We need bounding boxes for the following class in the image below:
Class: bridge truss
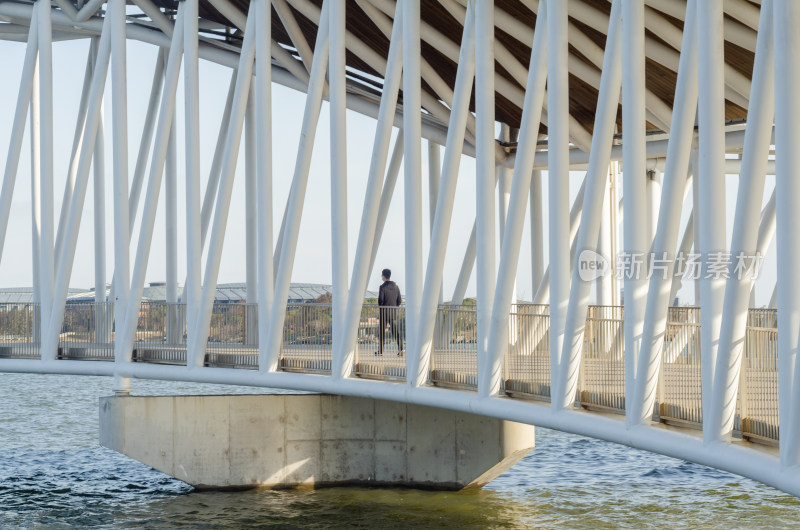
[1,0,800,496]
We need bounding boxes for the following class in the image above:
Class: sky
[0,35,778,307]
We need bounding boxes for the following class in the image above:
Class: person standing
[378,268,403,355]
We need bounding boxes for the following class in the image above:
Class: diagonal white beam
[547,0,570,410]
[414,3,475,388]
[630,0,699,426]
[773,0,800,468]
[329,0,349,376]
[340,4,404,379]
[115,8,186,363]
[263,1,331,372]
[189,8,258,368]
[484,0,547,398]
[697,0,728,444]
[184,0,202,341]
[256,0,274,370]
[709,0,775,442]
[0,12,37,267]
[558,0,623,410]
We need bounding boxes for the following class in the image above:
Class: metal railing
[505,304,551,401]
[431,304,478,390]
[0,303,39,358]
[354,304,406,381]
[205,303,258,369]
[657,307,703,427]
[279,303,334,374]
[580,306,625,413]
[740,309,779,444]
[58,302,114,360]
[133,301,187,365]
[0,297,782,447]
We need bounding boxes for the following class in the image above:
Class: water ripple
[2,373,800,528]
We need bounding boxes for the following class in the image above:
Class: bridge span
[0,0,799,496]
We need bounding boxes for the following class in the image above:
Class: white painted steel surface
[0,0,797,499]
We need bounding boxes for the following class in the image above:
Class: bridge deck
[0,302,779,448]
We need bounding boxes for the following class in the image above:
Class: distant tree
[314,292,332,304]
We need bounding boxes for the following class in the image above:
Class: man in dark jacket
[378,268,403,356]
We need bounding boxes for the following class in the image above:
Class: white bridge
[1,0,799,495]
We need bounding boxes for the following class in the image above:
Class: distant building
[0,282,379,305]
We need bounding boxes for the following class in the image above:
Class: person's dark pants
[379,308,403,355]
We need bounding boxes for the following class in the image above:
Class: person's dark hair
[382,268,391,279]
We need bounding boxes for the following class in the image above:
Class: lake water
[2,372,800,528]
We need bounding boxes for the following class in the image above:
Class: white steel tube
[128,50,165,229]
[547,0,570,408]
[533,179,588,304]
[255,0,273,369]
[244,83,257,346]
[115,10,185,363]
[263,1,330,372]
[341,6,404,378]
[199,71,237,248]
[774,0,800,468]
[44,25,112,361]
[190,11,257,368]
[697,0,728,443]
[0,14,37,266]
[621,0,648,416]
[559,0,623,410]
[403,0,423,378]
[475,0,496,397]
[165,111,178,305]
[30,40,41,313]
[414,6,475,388]
[631,0,698,426]
[484,0,547,397]
[530,170,544,294]
[37,0,55,355]
[245,81,257,306]
[366,134,404,279]
[428,140,442,305]
[92,76,107,337]
[184,0,202,337]
[329,0,349,376]
[709,0,774,441]
[54,50,92,261]
[597,171,612,305]
[109,0,130,389]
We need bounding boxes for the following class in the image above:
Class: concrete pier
[99,394,535,490]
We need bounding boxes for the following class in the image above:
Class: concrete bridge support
[99,394,535,490]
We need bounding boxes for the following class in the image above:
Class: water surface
[1,373,799,528]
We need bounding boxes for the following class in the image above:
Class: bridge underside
[1,0,800,499]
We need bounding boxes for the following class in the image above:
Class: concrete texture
[99,394,535,490]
